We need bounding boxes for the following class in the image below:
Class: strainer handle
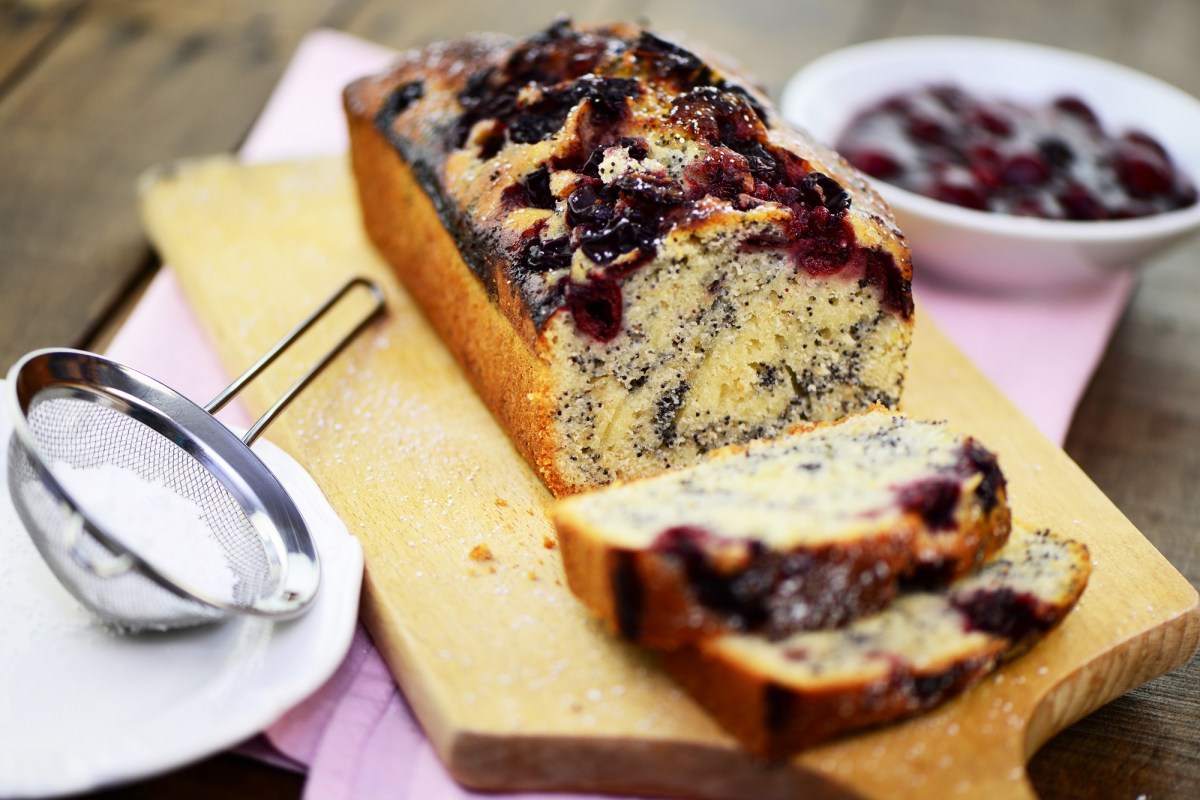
[205,277,386,445]
[63,511,136,578]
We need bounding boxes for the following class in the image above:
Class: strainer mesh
[9,393,277,630]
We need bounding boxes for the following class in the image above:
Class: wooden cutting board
[140,154,1200,800]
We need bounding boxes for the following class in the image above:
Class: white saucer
[0,381,363,797]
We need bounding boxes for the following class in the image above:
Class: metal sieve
[6,276,385,632]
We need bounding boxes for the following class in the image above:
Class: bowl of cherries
[781,37,1200,293]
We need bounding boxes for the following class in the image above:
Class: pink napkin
[107,28,1134,799]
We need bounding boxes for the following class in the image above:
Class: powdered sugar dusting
[53,462,238,602]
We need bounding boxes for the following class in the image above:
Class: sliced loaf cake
[551,408,1011,646]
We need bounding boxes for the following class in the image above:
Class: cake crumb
[495,497,508,507]
[469,543,494,561]
[543,535,557,549]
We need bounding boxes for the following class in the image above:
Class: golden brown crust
[659,638,1003,759]
[346,88,570,493]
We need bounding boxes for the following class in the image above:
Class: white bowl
[780,36,1200,293]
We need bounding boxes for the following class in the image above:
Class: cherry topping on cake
[896,477,961,531]
[502,165,556,210]
[445,20,914,341]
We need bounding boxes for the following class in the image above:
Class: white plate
[0,381,363,797]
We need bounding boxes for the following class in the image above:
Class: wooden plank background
[2,1,1198,797]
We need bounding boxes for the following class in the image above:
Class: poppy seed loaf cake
[345,20,914,495]
[661,527,1091,758]
[551,409,1012,646]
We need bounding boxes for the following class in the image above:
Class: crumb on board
[542,535,557,549]
[495,497,508,507]
[469,543,494,561]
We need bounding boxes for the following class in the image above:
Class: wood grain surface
[5,0,1200,796]
[139,155,1199,800]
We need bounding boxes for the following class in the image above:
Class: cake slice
[551,408,1011,646]
[345,20,913,495]
[660,527,1091,758]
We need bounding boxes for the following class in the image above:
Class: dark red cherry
[905,113,949,146]
[967,144,1004,188]
[1000,153,1052,186]
[1009,195,1054,217]
[1122,130,1170,161]
[1174,181,1199,208]
[879,94,911,114]
[1057,184,1107,220]
[847,148,904,180]
[567,277,623,341]
[969,105,1014,137]
[930,84,972,112]
[932,173,988,210]
[1114,143,1174,198]
[566,183,604,226]
[1053,96,1101,129]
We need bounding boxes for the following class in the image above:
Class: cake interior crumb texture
[348,19,913,493]
[556,410,999,550]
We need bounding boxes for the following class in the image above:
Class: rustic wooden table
[3,1,1198,797]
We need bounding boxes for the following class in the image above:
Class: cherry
[933,179,988,210]
[1057,184,1107,220]
[896,478,961,531]
[905,113,948,145]
[930,84,971,112]
[1009,194,1054,218]
[1001,153,1052,186]
[846,148,903,180]
[969,105,1014,137]
[1053,96,1101,129]
[1114,142,1174,198]
[567,276,623,341]
[1123,130,1170,161]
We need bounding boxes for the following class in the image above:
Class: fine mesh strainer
[6,276,385,632]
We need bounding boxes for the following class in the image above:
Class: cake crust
[346,85,563,486]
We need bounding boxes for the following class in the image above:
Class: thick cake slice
[662,527,1091,758]
[345,20,914,495]
[551,408,1011,645]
